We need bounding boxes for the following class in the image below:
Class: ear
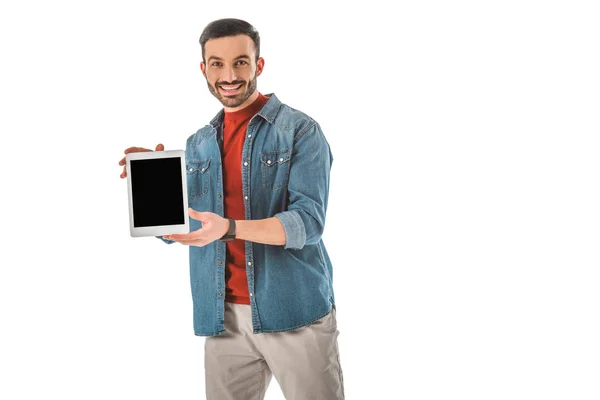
[256,57,265,77]
[200,61,207,78]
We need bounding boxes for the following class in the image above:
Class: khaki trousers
[204,301,345,400]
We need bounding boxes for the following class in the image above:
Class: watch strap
[220,217,236,242]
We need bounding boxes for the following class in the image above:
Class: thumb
[188,208,204,220]
[155,143,164,151]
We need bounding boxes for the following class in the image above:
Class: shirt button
[218,261,222,265]
[189,168,193,172]
[250,292,253,296]
[201,168,205,172]
[244,196,248,200]
[267,160,271,164]
[248,134,251,138]
[248,262,252,266]
[219,293,223,296]
[279,158,284,162]
[244,162,248,166]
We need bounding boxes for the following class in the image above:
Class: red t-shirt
[222,92,270,304]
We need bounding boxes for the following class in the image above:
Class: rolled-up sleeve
[274,122,333,250]
[274,209,306,250]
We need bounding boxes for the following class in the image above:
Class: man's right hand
[118,143,165,179]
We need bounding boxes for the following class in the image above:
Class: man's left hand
[163,208,229,246]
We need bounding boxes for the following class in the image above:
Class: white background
[1,0,599,399]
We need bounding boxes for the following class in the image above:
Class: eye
[211,62,222,67]
[236,60,248,66]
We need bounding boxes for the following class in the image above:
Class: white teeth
[221,84,242,90]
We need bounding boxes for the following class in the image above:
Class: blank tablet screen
[130,157,185,227]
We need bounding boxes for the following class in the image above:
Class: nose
[222,66,238,84]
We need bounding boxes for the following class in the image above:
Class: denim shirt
[159,93,336,336]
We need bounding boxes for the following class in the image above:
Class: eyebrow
[207,55,251,63]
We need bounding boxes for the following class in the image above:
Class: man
[118,18,344,399]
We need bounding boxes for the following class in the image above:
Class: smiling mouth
[219,84,243,94]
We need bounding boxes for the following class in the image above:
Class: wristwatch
[219,217,236,242]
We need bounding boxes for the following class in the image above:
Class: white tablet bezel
[126,150,190,237]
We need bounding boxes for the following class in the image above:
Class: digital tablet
[126,150,190,237]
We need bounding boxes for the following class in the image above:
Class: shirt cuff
[274,210,306,250]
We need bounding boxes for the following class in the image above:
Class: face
[200,34,264,111]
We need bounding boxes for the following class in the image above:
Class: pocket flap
[186,159,211,174]
[260,150,291,166]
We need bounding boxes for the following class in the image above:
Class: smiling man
[118,18,343,399]
[202,37,261,111]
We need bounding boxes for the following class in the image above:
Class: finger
[164,236,199,246]
[167,234,189,241]
[120,166,127,178]
[168,230,203,241]
[121,145,158,165]
[175,239,207,247]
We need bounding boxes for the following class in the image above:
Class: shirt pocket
[260,149,291,190]
[186,159,211,199]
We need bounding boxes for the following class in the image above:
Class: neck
[224,90,260,113]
